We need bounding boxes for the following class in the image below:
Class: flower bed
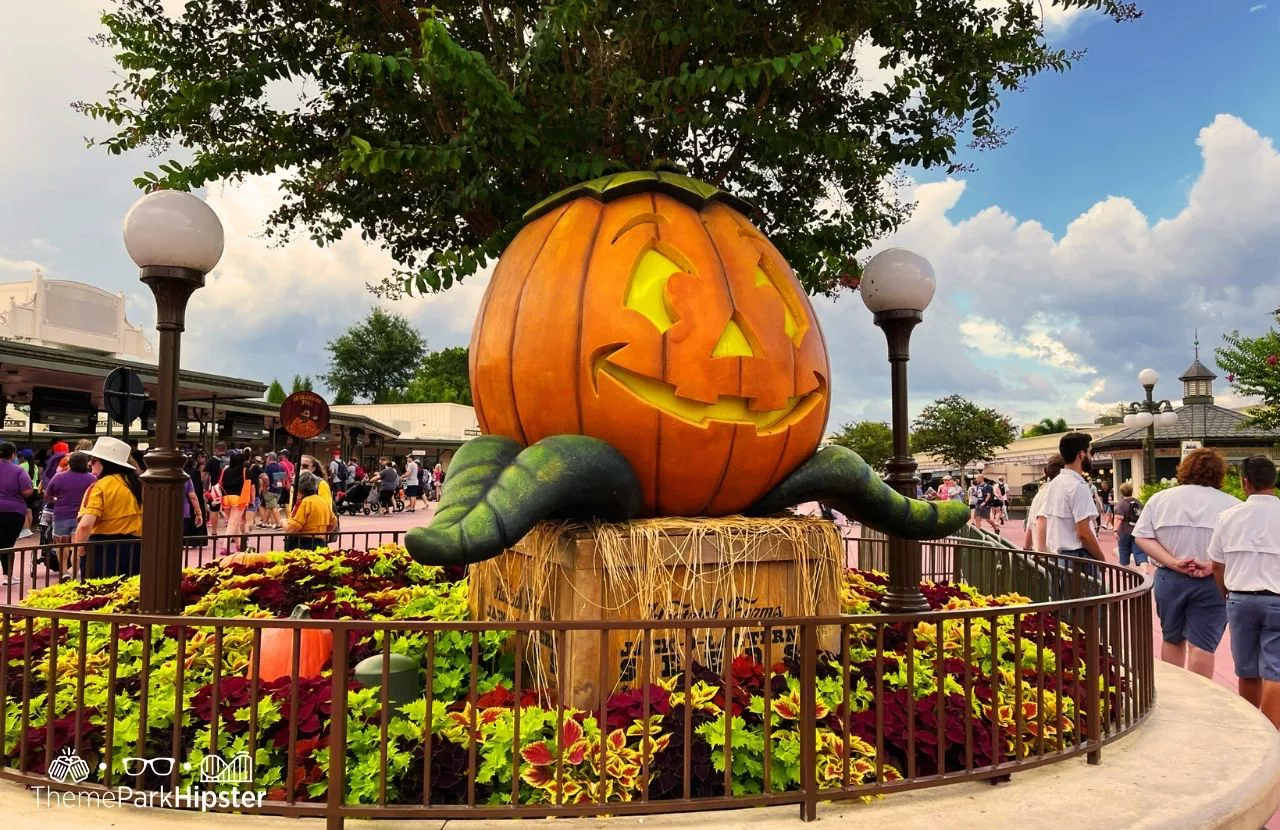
[4,545,1116,806]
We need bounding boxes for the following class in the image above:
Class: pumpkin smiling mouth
[593,354,825,434]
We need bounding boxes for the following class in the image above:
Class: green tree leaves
[1021,417,1070,438]
[827,421,893,474]
[266,379,287,405]
[396,346,473,405]
[1216,328,1280,429]
[910,394,1017,481]
[323,308,427,403]
[80,0,1140,297]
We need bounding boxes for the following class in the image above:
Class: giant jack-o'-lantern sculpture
[406,171,969,566]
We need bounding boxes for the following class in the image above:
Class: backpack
[331,459,348,485]
[1123,498,1142,524]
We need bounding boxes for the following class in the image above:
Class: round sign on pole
[103,367,147,425]
[280,391,331,440]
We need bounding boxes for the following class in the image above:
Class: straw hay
[470,516,843,695]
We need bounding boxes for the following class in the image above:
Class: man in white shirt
[1210,455,1280,728]
[1035,434,1107,592]
[1135,448,1240,679]
[1024,454,1064,552]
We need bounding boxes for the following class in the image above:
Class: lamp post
[122,190,224,614]
[1122,368,1179,486]
[861,248,936,614]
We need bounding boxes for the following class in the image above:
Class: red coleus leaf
[521,765,554,787]
[565,739,590,766]
[561,717,584,746]
[521,741,555,766]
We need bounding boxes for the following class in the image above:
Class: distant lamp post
[123,190,224,614]
[1124,368,1178,486]
[861,248,936,614]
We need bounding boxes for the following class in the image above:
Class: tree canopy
[911,394,1017,480]
[827,421,893,474]
[81,0,1139,297]
[323,309,427,403]
[291,375,314,394]
[265,379,286,404]
[396,346,473,405]
[1216,329,1279,429]
[1021,417,1069,438]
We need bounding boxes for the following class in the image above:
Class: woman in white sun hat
[74,437,143,579]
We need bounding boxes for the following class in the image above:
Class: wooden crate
[469,518,842,708]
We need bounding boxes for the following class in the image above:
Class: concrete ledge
[0,662,1275,829]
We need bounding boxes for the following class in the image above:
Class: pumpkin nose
[712,317,756,358]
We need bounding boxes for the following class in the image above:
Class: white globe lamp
[1133,411,1154,429]
[860,248,936,314]
[1157,411,1179,428]
[123,189,225,273]
[1137,368,1159,388]
[1123,414,1136,428]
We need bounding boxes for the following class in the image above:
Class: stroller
[336,479,373,515]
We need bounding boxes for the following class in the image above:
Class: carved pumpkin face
[470,173,830,517]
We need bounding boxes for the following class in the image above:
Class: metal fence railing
[0,534,1154,826]
[0,530,405,604]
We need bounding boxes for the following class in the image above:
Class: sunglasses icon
[122,756,175,776]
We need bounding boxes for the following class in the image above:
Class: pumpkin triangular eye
[625,248,687,332]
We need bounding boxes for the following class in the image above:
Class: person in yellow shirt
[299,455,331,502]
[75,437,143,579]
[284,472,337,551]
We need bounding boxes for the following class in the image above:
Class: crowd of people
[0,437,448,579]
[1023,431,1280,730]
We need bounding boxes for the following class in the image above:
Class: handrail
[0,532,1154,826]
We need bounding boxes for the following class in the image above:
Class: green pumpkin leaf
[404,434,643,566]
[747,446,970,540]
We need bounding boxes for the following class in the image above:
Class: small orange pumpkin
[470,171,830,517]
[221,551,272,568]
[255,605,333,682]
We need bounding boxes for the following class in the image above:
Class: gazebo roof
[1092,403,1280,450]
[1179,358,1217,381]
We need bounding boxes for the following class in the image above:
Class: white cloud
[828,113,1280,427]
[0,257,47,279]
[958,314,1097,375]
[1250,4,1267,13]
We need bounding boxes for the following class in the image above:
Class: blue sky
[3,1,1280,429]
[929,1,1280,233]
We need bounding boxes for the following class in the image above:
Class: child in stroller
[335,478,373,515]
